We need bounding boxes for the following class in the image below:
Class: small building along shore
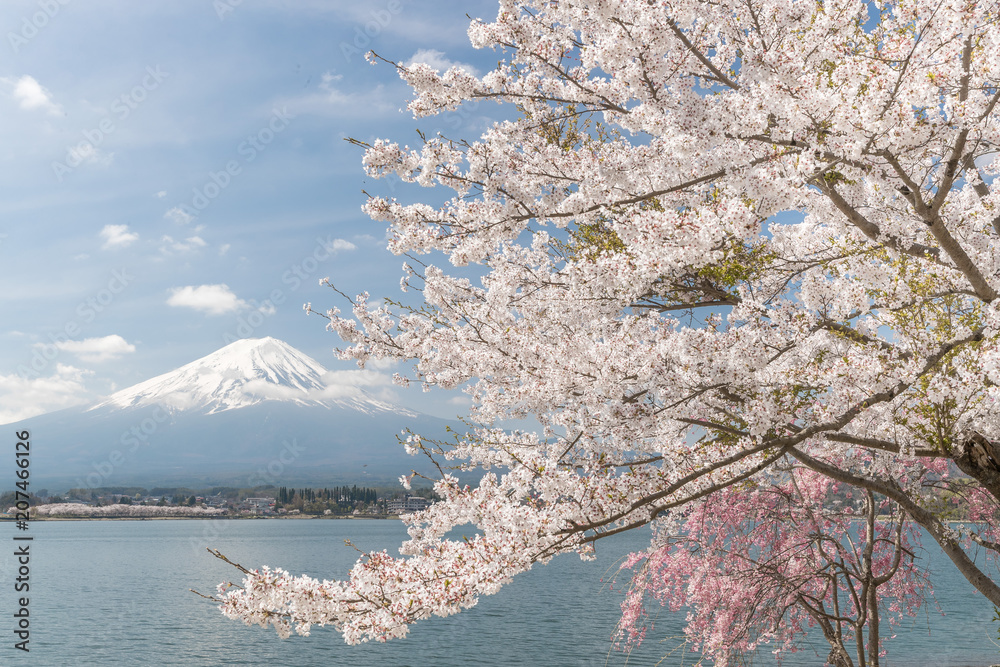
[386,495,431,515]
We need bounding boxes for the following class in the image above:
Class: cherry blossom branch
[787,447,1000,608]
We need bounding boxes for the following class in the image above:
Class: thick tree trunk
[827,645,854,667]
[867,585,880,667]
[954,434,1000,502]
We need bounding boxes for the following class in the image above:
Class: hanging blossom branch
[614,468,929,667]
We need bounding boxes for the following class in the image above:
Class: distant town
[1,485,437,518]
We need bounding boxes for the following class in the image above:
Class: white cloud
[219,243,231,256]
[5,75,62,115]
[167,284,248,315]
[160,234,207,254]
[315,385,359,400]
[244,380,302,400]
[322,369,394,388]
[164,206,194,225]
[447,395,472,406]
[48,335,137,363]
[68,142,114,168]
[365,357,397,371]
[0,365,93,424]
[156,190,167,198]
[160,391,198,411]
[100,224,139,249]
[281,75,395,118]
[325,238,357,253]
[405,49,479,77]
[305,368,403,404]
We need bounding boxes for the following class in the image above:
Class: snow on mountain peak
[90,337,407,415]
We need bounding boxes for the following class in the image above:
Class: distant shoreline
[0,514,402,521]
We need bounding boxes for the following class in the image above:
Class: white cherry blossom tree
[212,0,1000,649]
[30,503,223,517]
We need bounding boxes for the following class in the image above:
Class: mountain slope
[89,336,415,417]
[8,338,453,489]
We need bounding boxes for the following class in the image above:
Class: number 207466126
[14,431,30,520]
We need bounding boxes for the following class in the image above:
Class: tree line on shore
[0,483,438,516]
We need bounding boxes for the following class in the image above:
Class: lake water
[2,519,998,666]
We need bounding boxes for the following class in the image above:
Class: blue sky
[0,0,503,423]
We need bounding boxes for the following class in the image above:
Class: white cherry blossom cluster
[218,0,1000,645]
[28,503,224,517]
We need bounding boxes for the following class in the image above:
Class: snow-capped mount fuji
[11,338,452,488]
[89,337,414,417]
